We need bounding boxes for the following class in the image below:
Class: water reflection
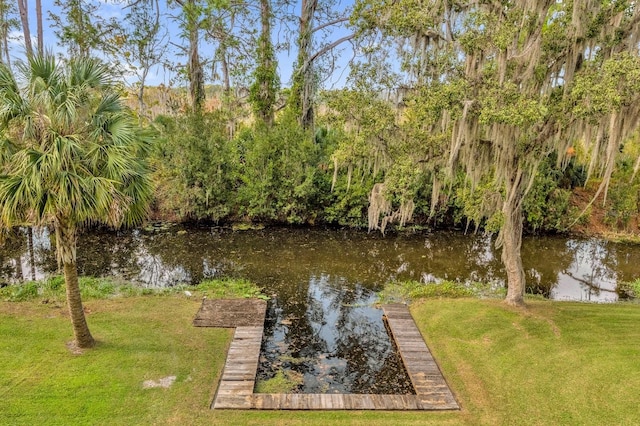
[258,274,413,394]
[2,227,639,302]
[3,226,639,392]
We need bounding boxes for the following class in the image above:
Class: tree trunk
[36,0,43,52]
[63,260,95,348]
[0,2,11,66]
[17,0,32,57]
[138,66,149,119]
[501,199,526,306]
[252,0,276,127]
[56,220,95,348]
[2,26,10,66]
[28,227,36,281]
[187,0,205,111]
[219,46,230,97]
[292,0,318,130]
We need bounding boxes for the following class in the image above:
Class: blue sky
[23,1,355,89]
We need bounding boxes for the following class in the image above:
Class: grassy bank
[1,293,639,425]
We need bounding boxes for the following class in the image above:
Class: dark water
[2,226,639,392]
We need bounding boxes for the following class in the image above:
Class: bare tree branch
[299,33,356,76]
[311,16,350,34]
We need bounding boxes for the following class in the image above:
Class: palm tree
[0,54,152,348]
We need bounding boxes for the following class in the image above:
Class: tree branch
[298,33,356,76]
[311,17,350,34]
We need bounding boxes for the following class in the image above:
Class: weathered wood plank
[212,394,252,409]
[383,304,459,411]
[211,300,459,411]
[194,298,267,327]
[216,380,255,396]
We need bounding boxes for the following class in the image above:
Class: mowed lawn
[1,296,639,425]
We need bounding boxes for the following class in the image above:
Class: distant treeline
[147,106,640,234]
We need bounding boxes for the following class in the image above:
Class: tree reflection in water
[258,274,413,394]
[3,226,636,302]
[3,226,640,391]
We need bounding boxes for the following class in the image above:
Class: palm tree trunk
[63,260,95,348]
[56,220,95,348]
[28,227,36,281]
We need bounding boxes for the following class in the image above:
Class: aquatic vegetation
[254,370,304,394]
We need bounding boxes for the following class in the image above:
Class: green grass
[378,280,505,303]
[196,278,269,299]
[1,293,639,425]
[0,276,266,302]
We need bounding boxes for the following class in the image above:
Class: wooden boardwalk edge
[383,303,460,410]
[210,301,459,410]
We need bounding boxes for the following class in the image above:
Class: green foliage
[196,278,266,299]
[523,157,576,232]
[151,110,345,225]
[618,278,640,300]
[451,173,502,231]
[147,100,638,233]
[0,276,266,302]
[323,181,371,227]
[152,112,238,222]
[254,370,304,393]
[604,179,639,230]
[0,52,153,235]
[378,280,487,303]
[50,0,121,59]
[1,280,40,301]
[479,82,548,127]
[0,276,158,302]
[235,113,321,223]
[249,0,279,126]
[603,149,640,231]
[572,52,640,117]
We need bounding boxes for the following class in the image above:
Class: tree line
[1,1,640,347]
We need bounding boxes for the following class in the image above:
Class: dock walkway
[194,299,458,410]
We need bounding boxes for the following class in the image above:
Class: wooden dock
[382,303,459,410]
[193,298,267,328]
[202,299,458,410]
[212,325,264,409]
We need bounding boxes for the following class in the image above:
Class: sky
[20,0,355,89]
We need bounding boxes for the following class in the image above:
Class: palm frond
[0,53,153,239]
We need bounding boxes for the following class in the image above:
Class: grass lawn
[1,295,639,425]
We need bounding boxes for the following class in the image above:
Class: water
[2,226,639,392]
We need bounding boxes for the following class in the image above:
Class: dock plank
[207,299,458,411]
[193,298,267,327]
[383,304,459,411]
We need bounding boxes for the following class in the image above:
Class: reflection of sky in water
[133,250,190,287]
[4,227,640,303]
[8,228,51,282]
[552,240,618,302]
[258,274,412,394]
